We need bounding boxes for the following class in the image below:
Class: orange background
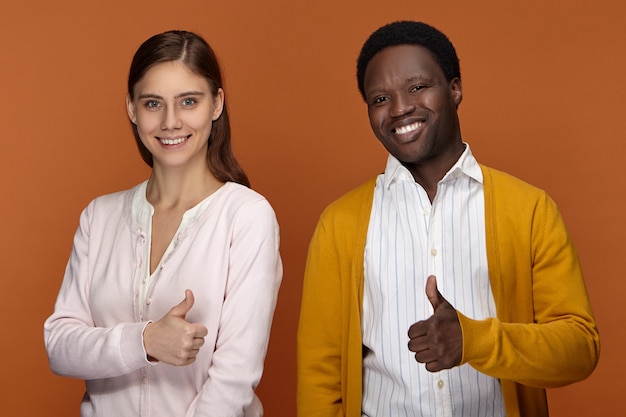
[1,0,624,415]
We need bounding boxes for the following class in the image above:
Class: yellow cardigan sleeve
[297,179,375,417]
[459,167,600,388]
[297,216,345,417]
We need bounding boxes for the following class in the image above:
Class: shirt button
[437,380,444,389]
[142,376,147,384]
[146,298,152,305]
[431,249,437,256]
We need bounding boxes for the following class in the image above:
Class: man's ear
[450,78,463,108]
[126,94,137,124]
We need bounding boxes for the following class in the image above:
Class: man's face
[363,44,462,171]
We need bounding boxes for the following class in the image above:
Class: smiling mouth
[158,135,190,145]
[393,122,423,135]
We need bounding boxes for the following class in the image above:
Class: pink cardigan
[45,182,282,417]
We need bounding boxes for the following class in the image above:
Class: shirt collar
[383,142,483,189]
[131,180,218,229]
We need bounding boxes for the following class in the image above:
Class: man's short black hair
[356,21,461,100]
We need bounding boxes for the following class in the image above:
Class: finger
[408,336,428,353]
[407,321,427,338]
[424,359,444,372]
[191,336,205,349]
[194,324,208,338]
[414,349,437,365]
[169,289,195,318]
[413,349,444,372]
[425,275,447,312]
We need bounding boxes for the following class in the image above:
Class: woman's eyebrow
[137,90,206,100]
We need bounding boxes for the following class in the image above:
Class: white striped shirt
[362,145,505,417]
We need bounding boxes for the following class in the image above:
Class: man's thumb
[425,275,446,312]
[169,289,195,318]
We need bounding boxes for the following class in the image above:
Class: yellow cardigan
[297,165,600,417]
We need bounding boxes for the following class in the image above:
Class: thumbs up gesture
[143,289,209,366]
[408,276,462,372]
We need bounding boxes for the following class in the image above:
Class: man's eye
[373,96,388,104]
[410,85,425,92]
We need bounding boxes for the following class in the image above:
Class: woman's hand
[143,289,208,366]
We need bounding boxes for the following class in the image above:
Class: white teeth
[159,137,187,145]
[395,122,422,134]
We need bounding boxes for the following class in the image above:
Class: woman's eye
[182,98,196,106]
[145,100,160,109]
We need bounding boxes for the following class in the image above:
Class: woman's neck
[146,163,223,210]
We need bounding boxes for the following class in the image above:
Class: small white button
[146,298,152,305]
[431,249,437,256]
[437,380,444,389]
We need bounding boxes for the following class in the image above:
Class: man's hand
[143,289,208,366]
[408,275,462,372]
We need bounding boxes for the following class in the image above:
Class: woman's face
[126,61,224,170]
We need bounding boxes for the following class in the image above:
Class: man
[297,21,599,417]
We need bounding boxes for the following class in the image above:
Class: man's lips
[392,121,423,135]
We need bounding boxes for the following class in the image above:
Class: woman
[44,30,282,417]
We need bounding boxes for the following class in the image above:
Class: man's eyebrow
[406,75,429,83]
[365,77,429,98]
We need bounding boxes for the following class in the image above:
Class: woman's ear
[212,88,225,121]
[126,94,137,124]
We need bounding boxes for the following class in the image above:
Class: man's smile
[393,121,423,135]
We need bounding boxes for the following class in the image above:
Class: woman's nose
[160,107,182,130]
